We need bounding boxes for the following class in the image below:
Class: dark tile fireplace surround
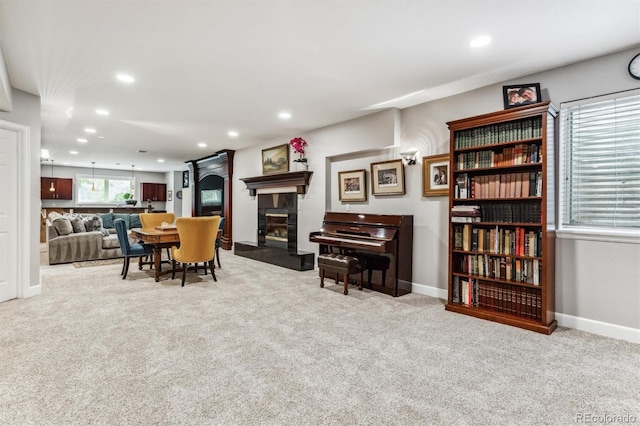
[234,171,314,271]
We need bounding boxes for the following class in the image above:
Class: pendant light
[130,165,135,197]
[91,162,96,192]
[49,159,56,192]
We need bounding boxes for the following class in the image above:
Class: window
[560,89,640,231]
[77,175,134,204]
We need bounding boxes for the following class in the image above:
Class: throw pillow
[130,214,142,229]
[69,216,86,233]
[100,212,115,229]
[83,215,103,233]
[52,216,74,236]
[113,213,131,229]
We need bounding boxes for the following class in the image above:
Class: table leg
[154,246,162,282]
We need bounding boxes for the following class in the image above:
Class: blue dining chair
[114,218,153,279]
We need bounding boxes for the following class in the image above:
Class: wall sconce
[399,148,419,166]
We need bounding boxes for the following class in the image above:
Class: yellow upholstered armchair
[171,216,221,286]
[139,212,176,262]
[139,213,176,228]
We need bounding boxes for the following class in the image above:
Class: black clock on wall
[182,170,189,188]
[628,52,640,80]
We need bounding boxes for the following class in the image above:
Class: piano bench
[317,253,363,295]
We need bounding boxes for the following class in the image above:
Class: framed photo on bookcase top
[502,83,541,109]
[422,154,449,197]
[370,159,405,196]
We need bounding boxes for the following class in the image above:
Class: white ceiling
[1,0,639,173]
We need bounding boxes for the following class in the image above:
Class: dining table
[129,226,222,282]
[130,227,180,282]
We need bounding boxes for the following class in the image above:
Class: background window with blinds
[560,89,640,230]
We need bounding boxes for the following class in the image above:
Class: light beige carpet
[2,250,639,425]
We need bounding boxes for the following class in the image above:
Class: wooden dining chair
[171,216,221,286]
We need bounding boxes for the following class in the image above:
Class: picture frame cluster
[337,155,451,201]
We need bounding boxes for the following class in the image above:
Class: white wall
[232,48,640,341]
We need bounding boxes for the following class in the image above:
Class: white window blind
[560,89,640,230]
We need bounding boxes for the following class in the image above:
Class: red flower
[289,137,307,154]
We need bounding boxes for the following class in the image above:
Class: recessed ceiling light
[198,142,207,148]
[63,162,69,165]
[228,131,238,137]
[279,112,291,119]
[96,109,110,116]
[157,159,165,163]
[470,36,491,47]
[70,150,79,155]
[97,136,106,139]
[116,73,135,83]
[84,128,96,133]
[77,138,88,143]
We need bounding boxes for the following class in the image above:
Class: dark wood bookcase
[445,102,558,334]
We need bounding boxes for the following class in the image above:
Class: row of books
[451,202,542,224]
[451,278,542,320]
[454,225,542,257]
[455,143,540,170]
[454,171,542,199]
[454,254,541,285]
[454,117,543,149]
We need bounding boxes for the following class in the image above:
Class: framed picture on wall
[422,154,450,197]
[338,169,367,202]
[502,83,541,109]
[262,144,289,175]
[370,159,405,196]
[182,170,189,188]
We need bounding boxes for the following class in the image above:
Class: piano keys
[309,212,413,297]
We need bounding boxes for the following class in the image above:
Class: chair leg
[320,269,325,288]
[343,273,349,295]
[166,248,171,261]
[210,260,217,282]
[181,262,187,287]
[216,246,221,268]
[121,258,126,276]
[204,262,208,276]
[122,257,130,279]
[359,270,363,291]
[171,259,176,279]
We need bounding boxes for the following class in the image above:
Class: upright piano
[309,212,413,297]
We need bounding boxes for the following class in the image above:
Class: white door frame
[0,119,34,298]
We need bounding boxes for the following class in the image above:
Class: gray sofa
[46,212,141,265]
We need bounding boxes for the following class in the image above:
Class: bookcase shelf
[446,102,558,334]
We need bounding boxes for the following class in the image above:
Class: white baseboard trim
[410,283,639,344]
[21,284,41,298]
[556,313,639,344]
[411,282,447,300]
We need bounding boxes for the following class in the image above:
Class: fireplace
[264,209,288,248]
[235,171,314,271]
[257,193,298,252]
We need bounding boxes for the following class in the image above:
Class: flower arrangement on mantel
[289,137,308,163]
